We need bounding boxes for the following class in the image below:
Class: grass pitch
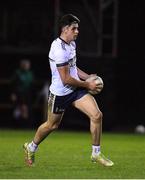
[0,129,145,179]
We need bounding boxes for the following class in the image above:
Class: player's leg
[72,93,102,146]
[72,93,114,166]
[33,112,63,145]
[23,111,63,166]
[23,92,64,166]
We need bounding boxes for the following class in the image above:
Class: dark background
[0,0,145,131]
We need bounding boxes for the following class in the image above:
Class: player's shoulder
[49,38,66,59]
[51,38,66,51]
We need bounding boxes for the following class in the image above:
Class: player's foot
[91,152,114,167]
[23,142,35,166]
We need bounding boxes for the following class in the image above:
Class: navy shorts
[48,89,88,114]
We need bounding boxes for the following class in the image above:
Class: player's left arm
[77,67,89,80]
[77,67,97,81]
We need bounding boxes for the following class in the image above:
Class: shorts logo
[55,107,65,113]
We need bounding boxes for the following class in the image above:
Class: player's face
[67,23,79,41]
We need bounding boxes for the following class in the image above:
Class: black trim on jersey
[49,57,74,66]
[59,37,69,45]
[56,62,68,67]
[49,57,55,62]
[68,58,73,62]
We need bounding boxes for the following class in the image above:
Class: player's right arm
[50,41,97,91]
[57,65,97,91]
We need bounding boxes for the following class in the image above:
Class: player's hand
[87,81,98,91]
[88,74,97,78]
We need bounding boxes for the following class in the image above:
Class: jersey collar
[59,37,70,45]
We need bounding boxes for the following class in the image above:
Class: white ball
[86,75,104,95]
[135,125,145,134]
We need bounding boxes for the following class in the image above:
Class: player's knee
[91,111,103,123]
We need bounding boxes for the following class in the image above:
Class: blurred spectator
[10,59,34,127]
[35,81,49,122]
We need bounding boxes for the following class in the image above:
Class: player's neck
[59,35,71,44]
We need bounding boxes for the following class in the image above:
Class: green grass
[0,129,145,179]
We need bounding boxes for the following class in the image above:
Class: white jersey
[48,37,80,96]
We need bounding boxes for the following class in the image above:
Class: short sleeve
[54,49,68,67]
[49,40,69,67]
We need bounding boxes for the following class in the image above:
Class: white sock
[28,141,38,152]
[92,145,101,156]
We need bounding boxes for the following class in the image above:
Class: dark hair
[59,14,80,32]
